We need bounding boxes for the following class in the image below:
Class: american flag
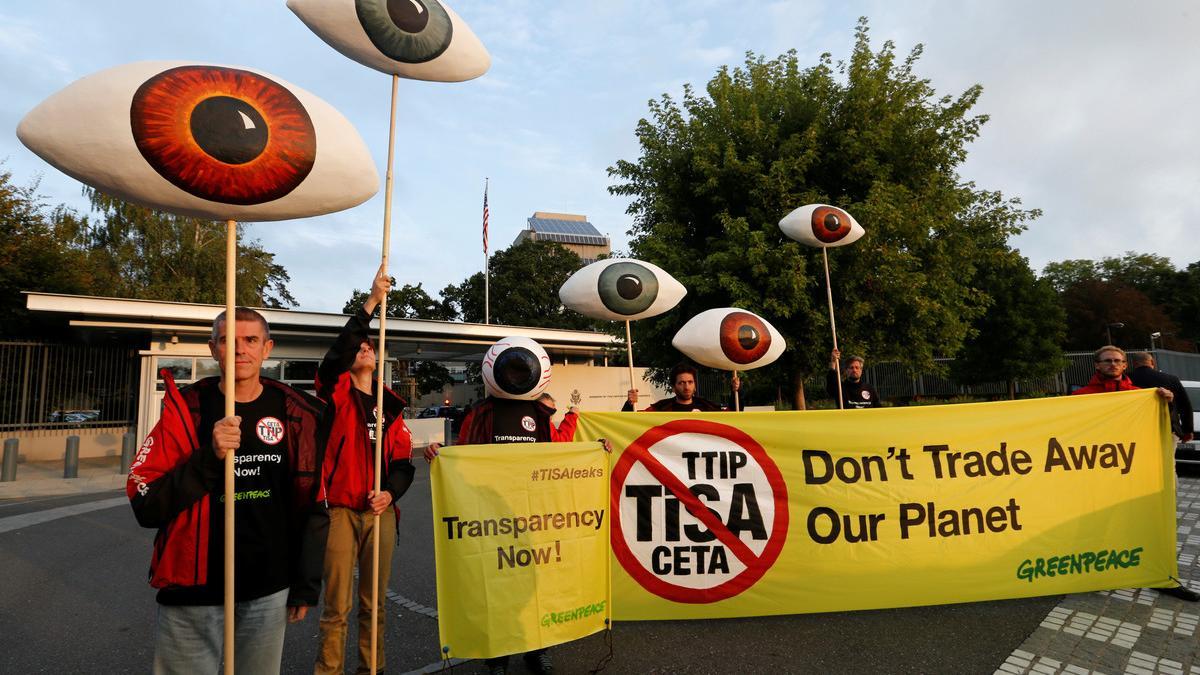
[482,179,489,255]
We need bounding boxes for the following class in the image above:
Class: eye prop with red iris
[778,203,866,248]
[131,66,316,205]
[672,308,786,371]
[16,61,378,222]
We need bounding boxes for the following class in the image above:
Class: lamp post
[1150,331,1162,351]
[1106,322,1125,345]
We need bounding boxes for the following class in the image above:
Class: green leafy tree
[412,360,454,397]
[951,253,1066,398]
[0,169,93,335]
[342,282,455,320]
[83,188,296,307]
[440,239,595,330]
[1059,279,1182,351]
[608,19,1038,406]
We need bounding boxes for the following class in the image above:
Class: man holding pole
[127,308,329,674]
[623,363,739,412]
[315,270,415,675]
[826,349,881,409]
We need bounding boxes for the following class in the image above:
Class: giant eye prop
[17,60,378,670]
[287,3,489,659]
[778,204,866,409]
[672,308,786,411]
[559,258,687,402]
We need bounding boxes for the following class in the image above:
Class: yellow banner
[431,442,611,659]
[577,389,1178,620]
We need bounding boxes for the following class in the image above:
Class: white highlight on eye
[238,111,256,129]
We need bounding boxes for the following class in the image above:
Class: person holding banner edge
[826,349,881,409]
[623,362,739,412]
[314,268,416,675]
[1071,345,1197,602]
[127,308,329,674]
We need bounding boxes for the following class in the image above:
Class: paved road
[0,461,1074,674]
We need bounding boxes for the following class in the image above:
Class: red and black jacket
[1072,373,1140,395]
[316,307,415,511]
[126,372,329,606]
[550,410,579,442]
[458,397,557,444]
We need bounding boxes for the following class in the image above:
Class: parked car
[417,405,465,432]
[1175,380,1200,467]
[48,409,101,424]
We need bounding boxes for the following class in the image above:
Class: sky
[2,0,1198,313]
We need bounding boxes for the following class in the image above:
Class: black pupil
[495,348,539,394]
[738,325,760,350]
[190,96,267,165]
[616,275,642,300]
[387,0,430,32]
[822,213,841,232]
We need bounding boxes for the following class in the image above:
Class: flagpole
[483,177,489,325]
[223,218,236,675]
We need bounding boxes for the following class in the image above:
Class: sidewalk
[0,455,126,499]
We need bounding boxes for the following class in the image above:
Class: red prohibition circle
[610,419,789,603]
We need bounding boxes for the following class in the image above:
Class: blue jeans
[153,588,288,675]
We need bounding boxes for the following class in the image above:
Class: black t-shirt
[158,384,292,605]
[489,399,540,443]
[356,389,388,443]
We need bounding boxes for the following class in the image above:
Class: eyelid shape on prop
[558,258,687,322]
[672,308,786,371]
[288,0,490,81]
[481,336,552,401]
[16,61,378,222]
[779,204,865,248]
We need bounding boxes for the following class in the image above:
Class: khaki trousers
[315,506,396,675]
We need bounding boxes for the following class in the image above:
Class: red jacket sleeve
[551,411,579,442]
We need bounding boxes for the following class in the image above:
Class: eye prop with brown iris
[672,307,786,371]
[720,312,771,365]
[130,66,317,205]
[777,203,866,248]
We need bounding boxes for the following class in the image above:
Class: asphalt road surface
[0,463,1061,674]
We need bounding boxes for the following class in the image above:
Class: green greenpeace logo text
[1017,547,1143,582]
[540,601,606,627]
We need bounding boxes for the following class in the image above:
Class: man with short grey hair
[1128,352,1194,444]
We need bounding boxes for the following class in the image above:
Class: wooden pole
[370,72,399,675]
[224,218,236,674]
[823,247,843,410]
[625,320,636,409]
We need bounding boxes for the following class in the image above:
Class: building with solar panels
[512,211,611,264]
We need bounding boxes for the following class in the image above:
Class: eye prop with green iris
[672,308,786,371]
[289,0,490,82]
[559,258,687,322]
[779,204,866,248]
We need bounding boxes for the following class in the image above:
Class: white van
[1177,380,1200,466]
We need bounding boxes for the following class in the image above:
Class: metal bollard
[64,436,80,479]
[2,439,17,482]
[443,418,453,446]
[120,432,136,474]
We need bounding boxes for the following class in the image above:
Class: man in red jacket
[315,269,415,675]
[127,308,328,675]
[1071,345,1195,602]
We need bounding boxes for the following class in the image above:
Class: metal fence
[0,341,139,432]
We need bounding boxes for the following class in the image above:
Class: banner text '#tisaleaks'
[442,509,605,540]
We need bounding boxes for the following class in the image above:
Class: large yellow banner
[431,442,611,659]
[577,389,1178,620]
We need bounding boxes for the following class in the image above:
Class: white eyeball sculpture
[558,258,687,322]
[672,308,786,371]
[778,204,865,248]
[481,337,552,400]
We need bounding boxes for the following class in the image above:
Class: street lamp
[1150,331,1162,350]
[1106,322,1125,345]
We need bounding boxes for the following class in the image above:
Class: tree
[1060,279,1182,351]
[342,282,455,320]
[82,188,296,307]
[0,169,93,335]
[440,239,596,330]
[608,19,1038,406]
[951,253,1066,398]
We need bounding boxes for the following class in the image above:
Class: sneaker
[1158,585,1200,602]
[523,651,554,674]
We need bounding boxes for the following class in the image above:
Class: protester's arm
[289,501,329,610]
[622,389,637,412]
[870,385,882,408]
[824,368,839,400]
[554,408,579,442]
[1177,381,1195,440]
[128,417,234,529]
[316,269,389,393]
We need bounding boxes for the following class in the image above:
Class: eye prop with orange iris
[16,61,378,221]
[672,308,786,371]
[778,203,865,248]
[289,0,490,81]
